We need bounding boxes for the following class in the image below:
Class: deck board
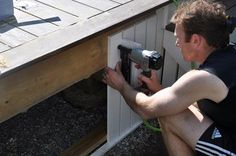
[0,42,10,53]
[112,0,132,4]
[36,0,101,18]
[8,9,58,36]
[14,0,79,27]
[74,0,120,11]
[0,0,169,76]
[0,22,36,47]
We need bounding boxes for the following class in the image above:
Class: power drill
[118,45,163,92]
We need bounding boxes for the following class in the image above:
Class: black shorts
[195,123,236,156]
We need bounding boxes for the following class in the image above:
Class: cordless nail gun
[118,44,163,93]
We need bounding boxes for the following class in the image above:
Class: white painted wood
[90,122,140,156]
[146,15,157,50]
[163,30,191,71]
[107,32,122,143]
[107,29,143,147]
[135,20,146,47]
[119,27,135,135]
[93,3,186,155]
[133,20,146,125]
[9,9,58,37]
[14,0,79,27]
[112,0,132,4]
[161,51,178,87]
[0,42,10,53]
[0,23,36,47]
[74,0,120,11]
[134,20,147,125]
[36,0,101,18]
[155,6,169,81]
[123,26,143,128]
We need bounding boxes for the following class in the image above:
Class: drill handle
[140,70,151,95]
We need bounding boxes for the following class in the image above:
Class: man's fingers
[138,74,150,84]
[115,62,123,75]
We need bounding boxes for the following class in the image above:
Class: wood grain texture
[36,0,101,18]
[14,0,79,27]
[0,34,107,122]
[74,0,120,11]
[9,9,58,36]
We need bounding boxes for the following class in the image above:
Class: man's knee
[158,108,192,131]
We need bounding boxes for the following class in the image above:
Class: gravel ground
[105,120,168,156]
[0,76,168,156]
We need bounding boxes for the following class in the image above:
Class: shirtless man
[103,0,236,155]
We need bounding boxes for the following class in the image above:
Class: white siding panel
[93,4,186,155]
[163,30,191,71]
[146,15,157,50]
[162,51,178,87]
[107,32,122,143]
[155,6,169,82]
[122,26,142,133]
[133,21,147,125]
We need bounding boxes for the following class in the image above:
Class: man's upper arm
[147,70,228,116]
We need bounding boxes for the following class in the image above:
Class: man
[103,0,236,155]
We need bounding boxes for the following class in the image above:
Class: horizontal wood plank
[9,9,58,36]
[0,0,169,77]
[36,0,101,18]
[0,42,10,53]
[61,121,106,156]
[13,0,79,27]
[0,22,36,47]
[0,34,107,122]
[112,0,133,4]
[74,0,120,11]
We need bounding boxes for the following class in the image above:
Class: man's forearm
[119,82,151,119]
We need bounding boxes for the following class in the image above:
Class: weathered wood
[74,0,120,11]
[112,0,132,4]
[0,22,36,47]
[0,34,107,122]
[14,0,79,27]
[61,121,106,156]
[9,9,58,37]
[0,42,10,53]
[36,0,101,18]
[0,0,169,77]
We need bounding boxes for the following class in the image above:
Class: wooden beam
[0,33,107,122]
[0,1,163,123]
[61,121,107,156]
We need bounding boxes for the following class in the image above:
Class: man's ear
[191,34,201,48]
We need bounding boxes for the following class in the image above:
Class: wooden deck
[0,0,170,154]
[0,0,235,155]
[0,0,170,123]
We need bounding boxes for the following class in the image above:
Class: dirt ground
[0,73,168,156]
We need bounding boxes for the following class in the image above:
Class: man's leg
[158,105,213,156]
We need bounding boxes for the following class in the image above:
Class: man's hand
[138,70,162,93]
[102,62,127,92]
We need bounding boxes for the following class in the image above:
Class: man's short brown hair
[171,0,229,48]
